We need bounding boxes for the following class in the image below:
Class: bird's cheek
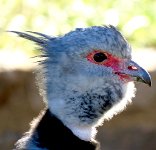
[115,73,132,82]
[107,61,132,82]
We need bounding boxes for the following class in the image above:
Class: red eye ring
[86,50,108,64]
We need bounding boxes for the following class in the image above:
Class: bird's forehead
[60,26,132,59]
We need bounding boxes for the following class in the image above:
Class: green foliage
[0,0,156,55]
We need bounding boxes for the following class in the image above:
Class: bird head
[11,25,151,140]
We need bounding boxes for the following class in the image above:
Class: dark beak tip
[143,73,152,87]
[148,78,152,87]
[147,81,152,87]
[128,60,152,87]
[136,69,152,87]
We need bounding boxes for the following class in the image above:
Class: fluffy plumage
[12,25,151,150]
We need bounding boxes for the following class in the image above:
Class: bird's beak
[121,60,152,86]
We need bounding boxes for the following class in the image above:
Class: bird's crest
[8,31,54,47]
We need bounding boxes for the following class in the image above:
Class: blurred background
[0,0,156,149]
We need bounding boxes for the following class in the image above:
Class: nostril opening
[128,65,138,71]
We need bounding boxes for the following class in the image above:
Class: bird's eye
[93,52,107,62]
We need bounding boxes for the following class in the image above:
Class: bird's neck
[32,109,99,150]
[65,123,97,141]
